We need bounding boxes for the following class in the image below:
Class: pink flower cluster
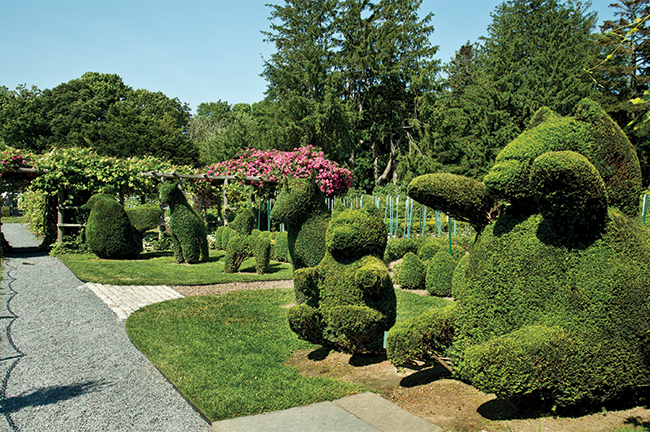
[0,151,29,172]
[206,146,353,197]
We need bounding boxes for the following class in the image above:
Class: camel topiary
[81,194,161,259]
[387,99,650,410]
[223,207,272,275]
[159,181,209,264]
[287,202,397,354]
[269,172,330,271]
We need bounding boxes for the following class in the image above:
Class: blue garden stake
[453,219,457,236]
[361,196,364,209]
[422,206,427,236]
[436,210,442,237]
[268,199,272,231]
[448,215,452,255]
[643,194,648,225]
[395,195,399,238]
[257,197,262,230]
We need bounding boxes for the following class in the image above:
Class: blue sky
[2,0,617,113]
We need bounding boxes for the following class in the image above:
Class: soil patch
[286,348,650,432]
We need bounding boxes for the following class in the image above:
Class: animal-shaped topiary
[287,202,397,354]
[224,207,272,275]
[387,99,650,410]
[82,194,161,259]
[270,172,330,271]
[159,181,209,264]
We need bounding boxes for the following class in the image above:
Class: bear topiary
[286,202,397,354]
[82,194,143,259]
[387,99,650,410]
[394,252,426,290]
[159,181,209,264]
[270,172,330,271]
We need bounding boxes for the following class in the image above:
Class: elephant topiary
[159,181,209,264]
[81,194,161,259]
[387,99,650,410]
[287,202,397,354]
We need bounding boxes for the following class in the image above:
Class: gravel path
[0,224,211,432]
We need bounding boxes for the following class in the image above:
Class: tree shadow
[349,352,387,367]
[307,346,332,361]
[5,247,47,258]
[1,379,110,414]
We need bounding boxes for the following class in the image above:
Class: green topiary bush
[221,226,236,251]
[416,237,446,261]
[388,99,650,411]
[270,172,330,270]
[426,245,465,297]
[81,194,142,259]
[159,181,209,264]
[125,204,163,237]
[395,252,426,290]
[230,206,256,236]
[214,226,224,250]
[287,203,397,354]
[274,231,290,263]
[451,253,470,299]
[383,237,421,262]
[223,234,271,275]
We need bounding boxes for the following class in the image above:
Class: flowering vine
[205,146,353,197]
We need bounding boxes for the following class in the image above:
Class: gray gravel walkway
[0,223,211,432]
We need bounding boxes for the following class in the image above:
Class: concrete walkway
[0,223,444,432]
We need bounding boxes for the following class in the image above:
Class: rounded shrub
[214,226,224,250]
[417,237,446,261]
[383,237,420,262]
[82,194,141,259]
[220,226,236,250]
[426,245,465,297]
[230,207,256,235]
[395,252,426,290]
[274,231,290,263]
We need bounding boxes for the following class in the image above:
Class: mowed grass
[59,249,293,285]
[126,286,451,422]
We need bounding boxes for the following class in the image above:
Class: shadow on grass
[0,380,110,414]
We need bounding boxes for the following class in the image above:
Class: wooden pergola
[139,171,279,226]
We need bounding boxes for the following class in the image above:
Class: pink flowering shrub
[0,148,32,174]
[205,146,353,197]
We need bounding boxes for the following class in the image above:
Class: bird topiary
[286,202,397,354]
[269,171,330,271]
[387,99,650,410]
[159,181,209,264]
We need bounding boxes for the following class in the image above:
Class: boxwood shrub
[426,245,465,296]
[395,252,426,290]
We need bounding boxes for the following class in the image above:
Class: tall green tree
[0,84,50,152]
[592,0,650,184]
[262,0,440,190]
[410,0,598,182]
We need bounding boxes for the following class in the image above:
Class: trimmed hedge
[383,237,421,262]
[426,245,465,297]
[395,252,426,290]
[386,303,456,368]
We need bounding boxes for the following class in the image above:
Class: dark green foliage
[220,227,236,251]
[451,254,470,299]
[224,235,272,275]
[386,304,456,368]
[383,237,421,262]
[81,194,141,259]
[417,237,446,261]
[126,204,162,236]
[231,207,256,235]
[274,231,290,263]
[484,99,642,217]
[270,173,330,270]
[426,245,465,297]
[408,174,497,229]
[395,252,425,290]
[530,151,608,244]
[454,209,650,407]
[159,181,208,264]
[214,226,224,250]
[287,203,397,354]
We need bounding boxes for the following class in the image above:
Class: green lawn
[1,216,27,224]
[126,287,451,422]
[59,250,293,285]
